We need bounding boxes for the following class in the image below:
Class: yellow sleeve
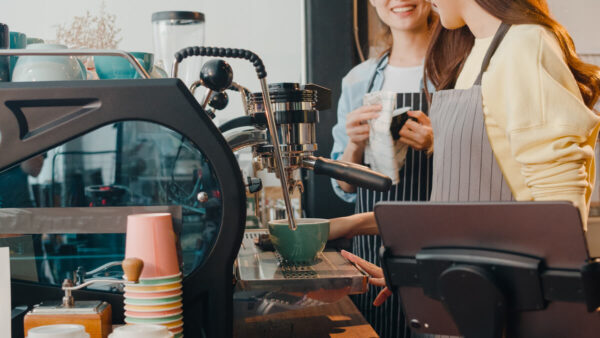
[484,25,600,228]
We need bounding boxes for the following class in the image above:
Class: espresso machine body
[0,78,246,338]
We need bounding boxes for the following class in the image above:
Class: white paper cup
[27,324,90,338]
[109,324,174,338]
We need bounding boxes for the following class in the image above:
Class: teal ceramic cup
[268,218,330,263]
[9,31,27,77]
[94,52,154,79]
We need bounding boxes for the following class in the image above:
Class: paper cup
[124,282,182,293]
[125,309,182,318]
[138,276,182,286]
[27,324,89,338]
[136,277,182,286]
[108,324,173,338]
[124,296,182,306]
[124,302,183,312]
[125,213,180,279]
[125,291,182,299]
[169,327,183,334]
[139,272,182,281]
[164,321,183,329]
[125,315,183,325]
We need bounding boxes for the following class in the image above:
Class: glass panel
[0,121,223,289]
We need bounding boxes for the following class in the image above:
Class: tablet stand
[375,202,600,338]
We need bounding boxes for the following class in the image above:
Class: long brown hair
[424,0,600,109]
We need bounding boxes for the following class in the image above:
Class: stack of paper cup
[124,213,183,338]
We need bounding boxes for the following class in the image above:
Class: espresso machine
[0,47,389,337]
[169,48,389,311]
[172,47,391,230]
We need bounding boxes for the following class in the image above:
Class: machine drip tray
[235,230,368,295]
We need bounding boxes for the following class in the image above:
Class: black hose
[174,47,267,79]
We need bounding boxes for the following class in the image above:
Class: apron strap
[474,23,512,86]
[367,53,389,93]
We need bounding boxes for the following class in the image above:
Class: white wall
[4,0,305,187]
[3,0,304,122]
[548,0,600,54]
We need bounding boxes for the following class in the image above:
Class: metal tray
[235,230,368,294]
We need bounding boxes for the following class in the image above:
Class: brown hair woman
[329,1,437,337]
[330,0,600,337]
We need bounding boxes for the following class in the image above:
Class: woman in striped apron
[335,0,600,337]
[330,1,436,337]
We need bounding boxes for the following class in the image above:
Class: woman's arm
[331,78,360,201]
[484,26,600,229]
[329,212,378,240]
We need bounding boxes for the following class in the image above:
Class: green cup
[9,31,26,77]
[268,218,330,264]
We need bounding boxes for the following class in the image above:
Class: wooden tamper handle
[122,257,144,282]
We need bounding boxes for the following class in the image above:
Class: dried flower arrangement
[54,1,122,49]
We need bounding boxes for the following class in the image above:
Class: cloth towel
[363,91,410,185]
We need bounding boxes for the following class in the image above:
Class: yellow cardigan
[455,24,600,230]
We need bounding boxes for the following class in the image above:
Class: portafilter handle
[303,156,392,192]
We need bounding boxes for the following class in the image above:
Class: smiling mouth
[392,5,416,13]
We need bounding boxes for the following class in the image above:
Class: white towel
[363,91,410,185]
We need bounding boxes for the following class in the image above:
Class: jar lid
[151,11,205,23]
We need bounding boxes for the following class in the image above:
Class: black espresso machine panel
[0,74,245,337]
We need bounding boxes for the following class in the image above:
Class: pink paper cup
[125,213,180,279]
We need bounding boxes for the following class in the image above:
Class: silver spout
[260,78,297,231]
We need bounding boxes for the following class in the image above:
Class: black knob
[209,91,229,110]
[200,59,233,92]
[246,177,263,193]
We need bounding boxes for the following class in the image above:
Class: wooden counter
[233,296,378,338]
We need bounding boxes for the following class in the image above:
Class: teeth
[393,6,415,13]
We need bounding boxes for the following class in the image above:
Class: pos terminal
[375,202,600,338]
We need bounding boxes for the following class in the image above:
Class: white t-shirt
[381,64,423,93]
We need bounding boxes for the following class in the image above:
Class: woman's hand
[399,111,433,151]
[345,104,382,149]
[341,250,392,307]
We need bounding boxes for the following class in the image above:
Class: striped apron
[414,23,513,338]
[353,91,433,338]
